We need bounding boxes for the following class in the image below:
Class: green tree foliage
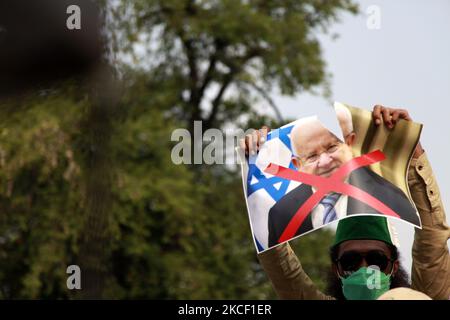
[113,0,358,128]
[0,76,335,299]
[0,0,357,298]
[0,91,86,298]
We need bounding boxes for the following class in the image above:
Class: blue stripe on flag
[247,124,297,202]
[255,236,264,252]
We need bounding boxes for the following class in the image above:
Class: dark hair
[326,243,411,300]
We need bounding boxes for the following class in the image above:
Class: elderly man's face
[292,123,353,177]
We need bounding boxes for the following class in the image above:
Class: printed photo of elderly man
[267,105,421,247]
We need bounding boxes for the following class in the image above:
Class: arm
[408,152,450,300]
[257,243,334,300]
[373,105,450,299]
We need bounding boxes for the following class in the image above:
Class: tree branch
[197,39,227,102]
[203,47,267,129]
[204,71,234,130]
[178,30,202,128]
[245,82,283,123]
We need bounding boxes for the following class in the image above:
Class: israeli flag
[238,121,313,252]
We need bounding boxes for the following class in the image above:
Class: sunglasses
[335,250,394,275]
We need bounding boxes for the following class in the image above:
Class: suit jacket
[268,167,420,247]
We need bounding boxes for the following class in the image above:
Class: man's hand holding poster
[239,102,422,253]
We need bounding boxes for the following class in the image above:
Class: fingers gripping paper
[238,103,422,253]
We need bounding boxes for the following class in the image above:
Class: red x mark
[264,150,400,244]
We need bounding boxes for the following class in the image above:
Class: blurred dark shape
[0,0,102,98]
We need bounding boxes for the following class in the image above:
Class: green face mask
[341,266,391,300]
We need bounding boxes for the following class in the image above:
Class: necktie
[321,192,341,224]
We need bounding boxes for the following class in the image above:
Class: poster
[239,102,422,253]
